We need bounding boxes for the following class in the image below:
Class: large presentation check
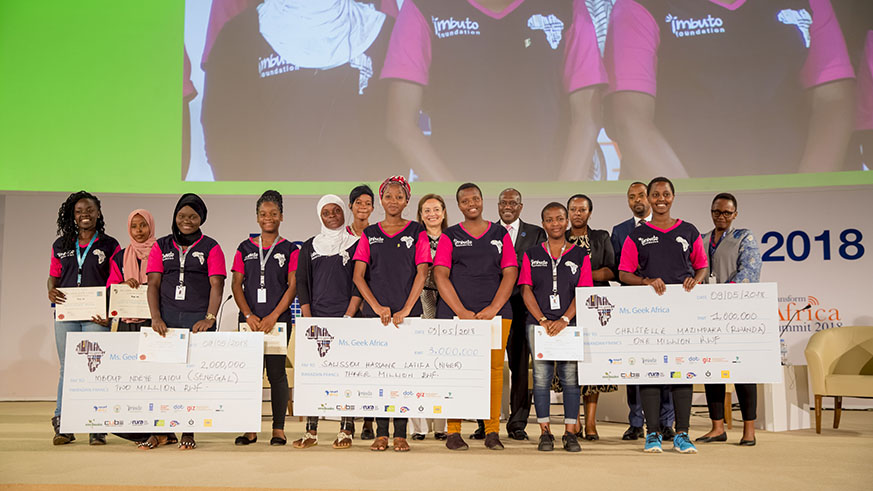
[60,332,264,433]
[576,283,781,385]
[294,317,491,419]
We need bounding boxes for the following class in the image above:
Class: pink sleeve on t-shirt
[564,0,608,93]
[500,234,517,269]
[433,234,453,269]
[353,233,372,264]
[517,253,533,286]
[201,0,255,68]
[49,248,62,278]
[231,250,244,274]
[618,237,640,273]
[856,31,873,130]
[415,231,433,265]
[380,0,431,85]
[690,236,708,270]
[799,0,855,89]
[577,255,594,287]
[146,242,164,274]
[107,260,124,287]
[207,245,227,277]
[288,248,299,272]
[604,0,659,96]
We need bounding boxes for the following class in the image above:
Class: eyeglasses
[711,210,735,218]
[498,200,520,207]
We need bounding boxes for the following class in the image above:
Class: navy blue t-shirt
[297,237,360,318]
[147,234,227,317]
[618,220,708,285]
[50,234,120,288]
[231,237,298,322]
[518,243,593,325]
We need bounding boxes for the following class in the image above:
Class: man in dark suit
[611,181,676,441]
[498,188,546,441]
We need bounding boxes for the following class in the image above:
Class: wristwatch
[561,315,570,323]
[539,316,548,323]
[205,313,216,321]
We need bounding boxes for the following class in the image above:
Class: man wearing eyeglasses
[497,188,546,441]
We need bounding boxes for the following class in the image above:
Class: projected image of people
[200,0,400,181]
[382,0,606,181]
[605,0,856,179]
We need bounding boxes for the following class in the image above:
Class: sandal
[393,437,410,452]
[332,431,353,449]
[137,434,167,450]
[178,434,196,450]
[270,436,287,446]
[369,436,389,451]
[292,432,318,449]
[165,434,178,445]
[234,434,258,445]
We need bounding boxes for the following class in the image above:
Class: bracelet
[561,316,570,323]
[205,313,216,321]
[244,314,252,320]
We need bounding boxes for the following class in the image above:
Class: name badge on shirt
[257,288,267,304]
[175,285,186,301]
[549,294,561,310]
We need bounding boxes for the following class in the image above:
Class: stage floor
[1,402,871,490]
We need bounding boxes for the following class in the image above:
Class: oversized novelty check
[60,332,264,433]
[108,283,151,318]
[294,317,491,419]
[576,283,781,385]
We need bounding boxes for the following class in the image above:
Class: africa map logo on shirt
[664,13,725,38]
[400,236,414,249]
[93,249,106,265]
[305,325,334,357]
[585,295,615,326]
[527,14,564,49]
[490,240,503,254]
[192,251,205,265]
[675,236,689,252]
[777,9,812,48]
[431,16,481,38]
[565,261,578,275]
[76,340,105,372]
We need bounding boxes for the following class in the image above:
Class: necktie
[636,219,646,228]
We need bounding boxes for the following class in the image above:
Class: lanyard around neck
[75,234,97,286]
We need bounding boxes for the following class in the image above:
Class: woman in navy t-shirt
[618,177,708,454]
[146,193,227,450]
[230,191,298,447]
[433,183,518,451]
[48,191,119,446]
[353,175,431,452]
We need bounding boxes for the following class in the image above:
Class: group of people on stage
[48,176,762,454]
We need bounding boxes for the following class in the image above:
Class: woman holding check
[519,202,593,452]
[145,193,227,450]
[618,177,708,454]
[48,191,119,446]
[107,209,157,332]
[433,182,517,451]
[231,190,298,447]
[352,175,431,452]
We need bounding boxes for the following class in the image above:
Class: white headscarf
[313,194,359,256]
[258,0,386,70]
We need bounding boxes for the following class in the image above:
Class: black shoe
[445,433,469,451]
[270,436,287,446]
[484,432,504,450]
[738,438,757,446]
[562,432,582,452]
[360,426,375,440]
[660,426,676,441]
[411,433,426,441]
[508,429,529,441]
[235,434,258,445]
[537,433,555,452]
[469,427,486,440]
[434,432,448,441]
[694,432,727,443]
[621,425,644,441]
[89,433,107,445]
[51,416,75,445]
[583,429,599,441]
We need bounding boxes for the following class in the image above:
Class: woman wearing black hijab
[144,193,227,450]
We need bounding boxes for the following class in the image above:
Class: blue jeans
[526,324,580,425]
[54,318,109,417]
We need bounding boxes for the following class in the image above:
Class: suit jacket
[610,217,637,271]
[508,220,546,296]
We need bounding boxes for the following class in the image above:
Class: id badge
[257,288,267,304]
[549,294,561,310]
[175,285,186,300]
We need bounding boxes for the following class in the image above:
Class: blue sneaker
[673,432,698,454]
[643,432,662,453]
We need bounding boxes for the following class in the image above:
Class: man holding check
[518,202,593,452]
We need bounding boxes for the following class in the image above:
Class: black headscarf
[172,193,207,246]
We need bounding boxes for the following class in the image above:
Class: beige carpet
[1,402,871,490]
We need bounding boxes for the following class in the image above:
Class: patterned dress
[420,234,441,319]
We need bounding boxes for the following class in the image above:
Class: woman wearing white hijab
[293,194,363,449]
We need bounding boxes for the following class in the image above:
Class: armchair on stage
[804,326,873,434]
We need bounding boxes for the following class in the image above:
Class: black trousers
[376,418,407,438]
[705,383,757,421]
[641,385,692,434]
[265,354,289,429]
[505,294,532,432]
